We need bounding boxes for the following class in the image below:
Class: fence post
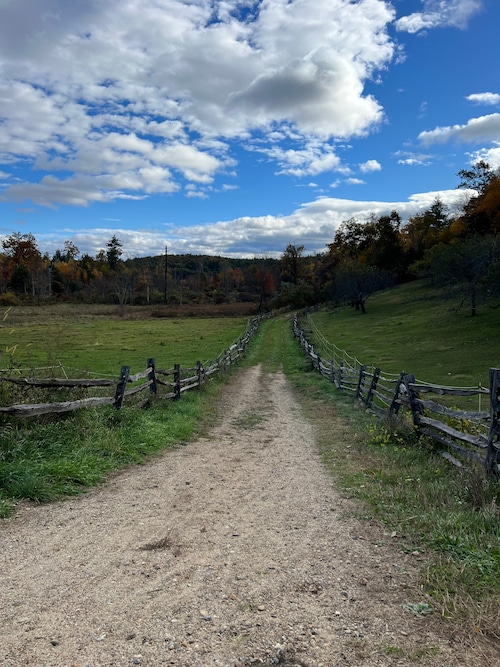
[356,365,366,401]
[365,367,380,408]
[337,361,343,389]
[197,360,203,389]
[403,374,422,430]
[389,372,406,416]
[147,357,157,396]
[174,363,181,401]
[330,360,335,384]
[485,368,500,479]
[114,366,130,409]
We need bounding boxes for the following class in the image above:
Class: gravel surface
[0,365,495,666]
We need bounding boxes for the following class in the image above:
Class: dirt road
[0,365,490,666]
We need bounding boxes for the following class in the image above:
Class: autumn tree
[359,211,402,276]
[2,232,44,296]
[416,235,500,316]
[333,259,393,314]
[451,171,500,237]
[280,244,304,284]
[400,198,450,267]
[457,160,495,193]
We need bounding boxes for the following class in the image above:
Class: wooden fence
[293,314,500,479]
[0,319,260,419]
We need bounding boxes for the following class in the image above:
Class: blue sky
[0,0,499,259]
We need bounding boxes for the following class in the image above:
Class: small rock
[257,605,266,612]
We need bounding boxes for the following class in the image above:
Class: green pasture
[308,280,500,388]
[0,304,248,376]
[0,307,250,518]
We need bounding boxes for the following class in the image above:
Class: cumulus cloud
[419,113,500,145]
[466,92,500,106]
[469,143,500,169]
[0,0,397,207]
[395,0,483,34]
[29,189,471,259]
[359,159,381,173]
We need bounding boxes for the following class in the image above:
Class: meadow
[0,305,251,518]
[308,280,500,388]
[0,304,248,376]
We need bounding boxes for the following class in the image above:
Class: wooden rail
[293,314,500,479]
[0,319,260,418]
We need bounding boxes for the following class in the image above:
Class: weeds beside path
[0,315,497,666]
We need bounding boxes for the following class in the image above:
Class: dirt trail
[0,365,491,666]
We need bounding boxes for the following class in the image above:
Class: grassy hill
[308,280,500,388]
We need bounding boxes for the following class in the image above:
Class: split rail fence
[293,314,500,479]
[0,319,260,419]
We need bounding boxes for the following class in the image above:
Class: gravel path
[0,365,492,666]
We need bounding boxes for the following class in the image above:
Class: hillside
[308,280,500,388]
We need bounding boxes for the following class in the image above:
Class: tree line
[279,160,500,315]
[0,234,281,312]
[1,160,499,314]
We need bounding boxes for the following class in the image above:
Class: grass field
[0,307,252,518]
[308,280,500,388]
[0,304,248,376]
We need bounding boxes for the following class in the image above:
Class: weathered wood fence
[0,319,260,419]
[293,314,500,479]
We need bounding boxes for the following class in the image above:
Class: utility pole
[164,244,168,304]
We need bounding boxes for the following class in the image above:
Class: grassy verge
[0,378,226,518]
[256,315,500,643]
[0,311,251,518]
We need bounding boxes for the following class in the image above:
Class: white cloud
[396,151,432,166]
[359,159,381,173]
[469,142,500,169]
[162,189,471,257]
[0,0,397,207]
[419,113,500,145]
[395,0,483,34]
[29,189,471,259]
[466,92,500,106]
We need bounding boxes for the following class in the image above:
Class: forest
[1,160,499,315]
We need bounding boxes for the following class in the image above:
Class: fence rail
[0,319,260,418]
[293,314,500,479]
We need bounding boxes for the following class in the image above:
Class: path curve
[0,365,486,666]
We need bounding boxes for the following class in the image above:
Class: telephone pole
[164,244,168,304]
